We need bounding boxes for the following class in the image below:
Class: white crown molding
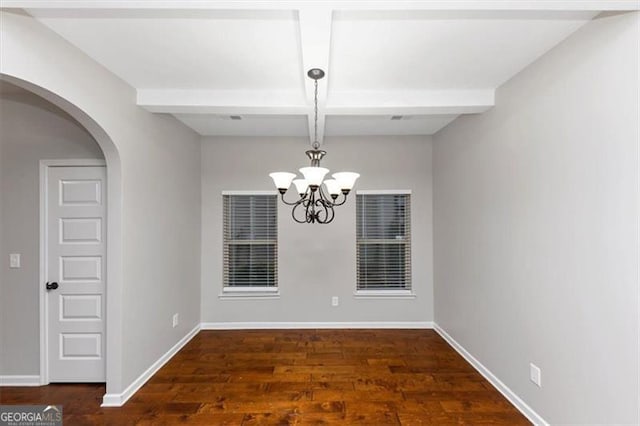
[433,323,548,426]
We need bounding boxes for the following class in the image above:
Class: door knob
[46,282,59,290]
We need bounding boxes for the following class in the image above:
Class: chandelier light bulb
[332,172,360,191]
[269,172,296,191]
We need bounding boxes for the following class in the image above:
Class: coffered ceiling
[5,1,638,143]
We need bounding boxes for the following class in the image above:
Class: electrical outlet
[172,313,179,328]
[331,296,339,307]
[530,363,541,387]
[9,254,20,268]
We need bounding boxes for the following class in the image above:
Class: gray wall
[433,12,639,424]
[201,136,433,323]
[0,87,104,374]
[0,90,3,376]
[1,10,202,394]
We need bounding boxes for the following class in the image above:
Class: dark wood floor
[0,330,529,425]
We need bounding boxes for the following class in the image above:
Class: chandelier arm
[314,197,325,223]
[320,200,335,224]
[317,185,334,207]
[324,203,336,224]
[280,191,305,206]
[330,192,349,207]
[305,190,316,223]
[291,207,307,224]
[314,190,333,224]
[304,192,314,223]
[312,191,319,223]
[291,198,309,224]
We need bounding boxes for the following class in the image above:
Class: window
[356,192,411,293]
[223,194,277,292]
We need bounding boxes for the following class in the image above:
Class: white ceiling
[325,115,459,137]
[10,1,636,141]
[329,10,596,90]
[175,114,308,137]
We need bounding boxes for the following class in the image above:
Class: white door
[46,165,106,382]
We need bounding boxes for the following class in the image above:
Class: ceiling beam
[137,89,307,115]
[326,106,491,115]
[298,7,332,146]
[6,1,639,11]
[326,90,495,115]
[137,88,494,116]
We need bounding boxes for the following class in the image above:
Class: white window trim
[222,286,278,293]
[219,287,280,300]
[354,289,416,299]
[222,190,277,196]
[222,192,279,298]
[218,294,280,300]
[356,189,412,195]
[356,190,413,294]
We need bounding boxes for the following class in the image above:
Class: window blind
[223,194,277,287]
[356,193,411,290]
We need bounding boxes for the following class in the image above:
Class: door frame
[39,159,107,385]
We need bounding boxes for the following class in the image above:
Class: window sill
[353,290,416,300]
[219,287,280,300]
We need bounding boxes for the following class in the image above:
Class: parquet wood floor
[0,329,530,425]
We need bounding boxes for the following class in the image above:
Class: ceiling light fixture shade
[268,68,360,224]
[332,172,361,191]
[299,166,329,188]
[269,172,296,190]
[292,179,309,195]
[323,179,341,196]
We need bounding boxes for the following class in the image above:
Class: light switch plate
[530,363,542,387]
[331,296,339,307]
[9,254,21,268]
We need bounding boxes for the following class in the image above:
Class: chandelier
[269,68,359,224]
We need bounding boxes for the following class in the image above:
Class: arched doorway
[1,74,123,396]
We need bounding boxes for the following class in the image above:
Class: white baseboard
[101,324,200,407]
[8,320,546,424]
[0,375,41,386]
[433,323,548,426]
[102,321,430,405]
[201,321,434,330]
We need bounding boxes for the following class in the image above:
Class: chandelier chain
[313,78,319,150]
